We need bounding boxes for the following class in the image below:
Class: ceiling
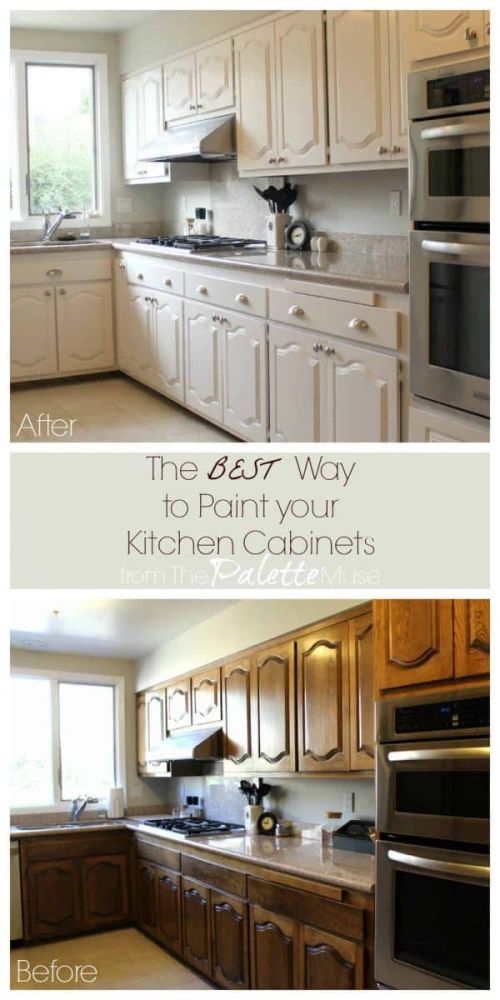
[10,599,237,659]
[10,11,154,34]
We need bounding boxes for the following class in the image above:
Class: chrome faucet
[42,207,78,243]
[70,795,99,821]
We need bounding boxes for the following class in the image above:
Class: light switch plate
[343,792,355,813]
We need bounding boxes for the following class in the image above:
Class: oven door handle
[387,747,490,762]
[420,123,489,140]
[387,849,490,882]
[421,239,489,260]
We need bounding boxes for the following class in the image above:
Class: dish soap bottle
[321,811,342,847]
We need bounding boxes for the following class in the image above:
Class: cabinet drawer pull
[289,305,305,318]
[464,26,477,41]
[46,269,62,277]
[377,145,388,155]
[235,293,249,305]
[348,317,369,330]
[197,284,208,295]
[118,261,126,270]
[137,273,144,280]
[324,345,336,356]
[163,277,172,287]
[58,288,66,295]
[313,342,323,352]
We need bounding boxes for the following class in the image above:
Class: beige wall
[10,648,168,810]
[136,598,363,690]
[118,10,268,75]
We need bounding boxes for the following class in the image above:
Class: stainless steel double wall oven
[409,58,490,418]
[375,688,490,990]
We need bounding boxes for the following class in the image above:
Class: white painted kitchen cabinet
[269,324,328,442]
[327,11,393,165]
[163,52,197,121]
[403,10,486,62]
[184,301,223,423]
[56,282,114,374]
[235,13,327,173]
[221,309,267,442]
[275,11,327,170]
[122,67,167,183]
[234,22,277,173]
[163,39,234,122]
[269,324,399,442]
[195,38,234,115]
[154,290,184,404]
[388,11,409,162]
[10,285,58,379]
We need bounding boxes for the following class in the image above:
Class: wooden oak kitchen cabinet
[297,622,351,773]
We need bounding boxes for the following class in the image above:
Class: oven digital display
[427,68,489,109]
[395,697,489,734]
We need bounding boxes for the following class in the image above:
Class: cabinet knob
[197,103,203,110]
[269,157,277,164]
[235,293,249,305]
[289,305,305,318]
[324,345,336,356]
[486,21,490,35]
[46,268,62,277]
[464,26,477,41]
[197,284,208,295]
[145,296,151,303]
[59,288,66,295]
[278,156,286,164]
[189,103,196,110]
[391,144,401,154]
[137,273,144,280]
[44,290,52,297]
[377,146,388,155]
[118,261,126,270]
[313,342,323,352]
[163,277,172,286]
[348,317,369,330]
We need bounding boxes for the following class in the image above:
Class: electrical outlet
[389,190,402,217]
[343,792,355,813]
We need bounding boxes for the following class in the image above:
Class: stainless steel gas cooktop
[134,235,267,253]
[143,817,244,838]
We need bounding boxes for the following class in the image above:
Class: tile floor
[11,927,214,990]
[11,374,236,443]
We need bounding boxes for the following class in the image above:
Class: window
[11,50,111,227]
[10,672,121,809]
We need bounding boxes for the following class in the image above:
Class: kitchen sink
[13,820,116,831]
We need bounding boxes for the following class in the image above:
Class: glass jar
[321,811,342,847]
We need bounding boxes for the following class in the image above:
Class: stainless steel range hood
[139,115,236,163]
[148,726,223,762]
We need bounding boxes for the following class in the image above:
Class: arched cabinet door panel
[166,676,192,731]
[249,905,299,989]
[182,877,212,978]
[157,869,182,955]
[26,859,81,939]
[297,623,350,772]
[454,600,490,679]
[374,599,454,693]
[192,667,222,726]
[223,657,254,770]
[403,10,485,62]
[349,612,375,771]
[211,891,249,989]
[82,854,130,928]
[252,640,296,772]
[298,924,364,989]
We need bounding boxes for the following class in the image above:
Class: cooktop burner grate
[143,817,245,837]
[134,235,267,253]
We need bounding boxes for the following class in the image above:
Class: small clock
[285,218,311,251]
[257,811,278,836]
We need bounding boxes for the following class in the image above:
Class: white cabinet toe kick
[11,248,409,443]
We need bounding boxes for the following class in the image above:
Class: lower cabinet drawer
[185,269,267,317]
[248,877,364,942]
[118,253,184,296]
[11,253,112,287]
[181,854,246,898]
[269,287,399,350]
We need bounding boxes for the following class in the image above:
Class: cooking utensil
[255,778,272,805]
[239,780,254,804]
[253,182,298,214]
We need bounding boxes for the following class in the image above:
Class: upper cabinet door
[348,612,375,771]
[403,10,486,62]
[454,600,490,679]
[296,623,350,772]
[327,11,392,165]
[138,67,165,178]
[145,689,167,770]
[388,11,408,161]
[275,11,327,169]
[374,600,454,692]
[252,641,296,772]
[122,76,141,180]
[166,676,192,731]
[163,52,197,122]
[196,38,234,114]
[192,667,222,726]
[234,22,278,172]
[223,658,254,770]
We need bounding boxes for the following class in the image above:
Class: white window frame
[10,667,126,814]
[10,49,111,229]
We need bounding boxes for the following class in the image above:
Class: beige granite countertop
[10,817,375,893]
[10,238,408,294]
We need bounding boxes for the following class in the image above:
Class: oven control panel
[395,696,489,734]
